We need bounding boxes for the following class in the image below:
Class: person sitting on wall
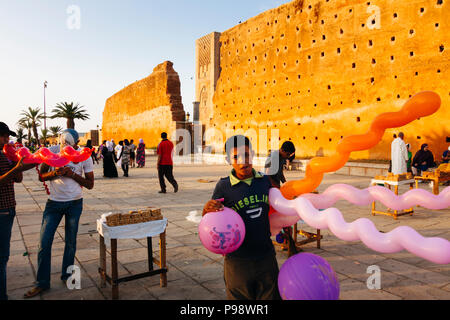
[442,146,450,164]
[412,143,436,176]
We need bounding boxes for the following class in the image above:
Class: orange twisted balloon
[280,91,441,200]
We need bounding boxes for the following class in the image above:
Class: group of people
[1,123,94,300]
[390,132,449,176]
[97,138,146,178]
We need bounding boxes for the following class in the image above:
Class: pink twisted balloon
[301,184,450,211]
[269,188,450,264]
[3,144,92,167]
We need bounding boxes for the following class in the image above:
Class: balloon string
[280,91,441,200]
[35,165,50,195]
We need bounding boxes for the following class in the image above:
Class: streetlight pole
[44,81,48,131]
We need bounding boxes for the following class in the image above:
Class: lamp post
[44,81,48,131]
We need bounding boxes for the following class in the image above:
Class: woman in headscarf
[412,143,435,175]
[136,139,146,168]
[102,141,118,178]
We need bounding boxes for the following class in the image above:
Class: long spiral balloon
[301,184,450,210]
[280,91,441,199]
[269,188,450,264]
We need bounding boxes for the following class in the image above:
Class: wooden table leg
[99,235,106,288]
[147,237,153,271]
[111,239,119,300]
[433,178,439,195]
[293,223,298,243]
[409,183,414,215]
[316,229,321,249]
[394,185,399,219]
[159,231,167,287]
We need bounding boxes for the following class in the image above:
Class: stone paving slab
[5,157,450,300]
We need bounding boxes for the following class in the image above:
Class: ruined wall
[102,61,185,148]
[202,0,449,160]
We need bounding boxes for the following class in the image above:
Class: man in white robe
[391,132,408,175]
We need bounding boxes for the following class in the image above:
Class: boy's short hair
[161,132,168,139]
[224,135,252,158]
[281,141,295,154]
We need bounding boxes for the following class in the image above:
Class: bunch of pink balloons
[3,143,92,167]
[198,207,246,255]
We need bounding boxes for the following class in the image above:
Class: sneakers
[158,190,166,194]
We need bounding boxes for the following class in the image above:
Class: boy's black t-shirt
[211,171,275,260]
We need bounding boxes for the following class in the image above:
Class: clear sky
[0,0,290,134]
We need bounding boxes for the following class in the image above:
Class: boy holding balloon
[203,135,281,300]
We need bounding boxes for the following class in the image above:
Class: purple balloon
[198,207,246,255]
[278,253,340,300]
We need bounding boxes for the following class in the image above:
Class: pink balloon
[198,207,246,255]
[301,184,450,211]
[61,146,91,163]
[269,211,300,236]
[269,188,450,264]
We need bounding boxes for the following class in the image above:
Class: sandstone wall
[102,61,185,148]
[202,0,449,160]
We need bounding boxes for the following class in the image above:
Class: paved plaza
[6,156,450,300]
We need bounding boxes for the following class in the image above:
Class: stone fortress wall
[102,61,185,149]
[196,0,449,160]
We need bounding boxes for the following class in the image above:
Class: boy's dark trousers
[224,253,281,300]
[158,165,178,192]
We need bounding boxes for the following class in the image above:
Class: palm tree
[49,126,63,137]
[17,118,33,143]
[40,128,49,145]
[15,128,27,144]
[51,102,90,129]
[19,107,44,145]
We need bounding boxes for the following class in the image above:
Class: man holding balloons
[203,135,281,300]
[24,129,95,298]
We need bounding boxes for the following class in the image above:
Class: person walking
[102,141,118,178]
[86,139,99,164]
[24,129,95,298]
[157,132,178,194]
[129,139,136,168]
[136,139,146,168]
